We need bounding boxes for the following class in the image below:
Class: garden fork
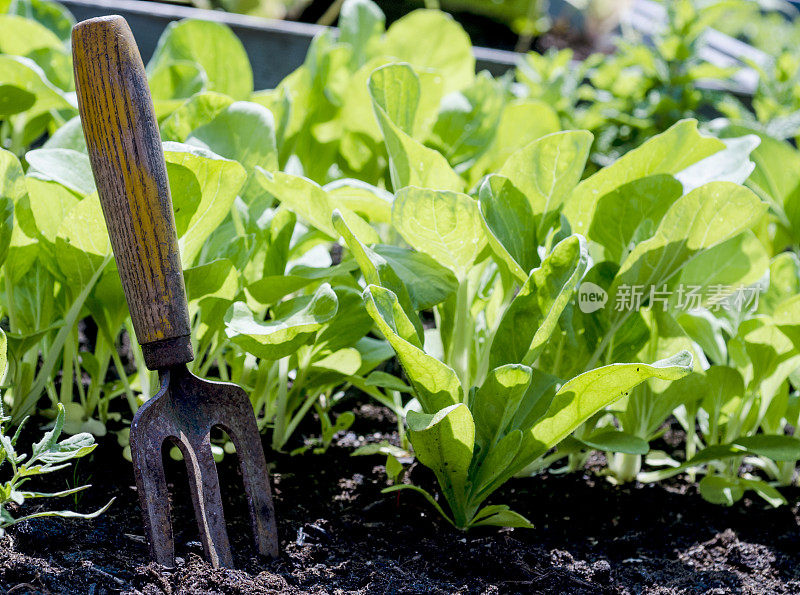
[72,16,278,568]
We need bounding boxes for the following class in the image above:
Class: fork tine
[181,433,234,568]
[218,393,279,557]
[130,394,175,567]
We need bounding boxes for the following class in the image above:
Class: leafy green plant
[0,0,76,156]
[0,329,113,534]
[1,0,798,519]
[634,254,800,506]
[517,0,738,169]
[320,64,740,527]
[357,254,693,529]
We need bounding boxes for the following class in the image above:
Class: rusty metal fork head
[129,364,278,568]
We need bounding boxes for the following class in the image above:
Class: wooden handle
[72,16,193,370]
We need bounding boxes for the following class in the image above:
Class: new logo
[578,282,608,313]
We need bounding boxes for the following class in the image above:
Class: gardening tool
[71,16,278,568]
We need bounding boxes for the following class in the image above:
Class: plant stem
[109,344,138,415]
[199,335,227,377]
[272,356,290,450]
[449,278,473,396]
[612,452,641,483]
[59,327,76,406]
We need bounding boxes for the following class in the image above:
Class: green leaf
[740,478,787,508]
[25,148,95,196]
[610,182,767,314]
[184,258,238,304]
[339,0,385,68]
[372,245,458,310]
[368,62,419,136]
[759,253,800,316]
[341,56,442,146]
[9,0,74,40]
[478,174,538,281]
[675,134,759,193]
[0,328,6,383]
[13,254,108,422]
[581,430,649,455]
[224,283,338,360]
[430,72,505,167]
[332,210,423,340]
[0,149,24,266]
[565,119,725,234]
[148,19,252,100]
[774,295,800,352]
[186,101,278,200]
[734,435,800,462]
[31,403,62,459]
[698,475,743,506]
[368,63,463,192]
[588,174,683,263]
[740,132,800,246]
[500,130,592,236]
[490,234,587,369]
[407,403,475,527]
[0,55,71,117]
[472,364,532,451]
[523,352,693,464]
[148,60,206,107]
[25,44,72,92]
[0,14,62,56]
[3,497,114,529]
[311,348,362,376]
[24,176,78,242]
[43,116,86,151]
[739,320,800,399]
[315,286,373,353]
[0,84,35,117]
[354,337,394,375]
[392,186,486,280]
[470,504,533,529]
[365,370,411,393]
[675,230,769,308]
[163,142,247,266]
[160,92,234,142]
[678,311,728,365]
[259,170,378,243]
[54,192,111,288]
[470,99,561,181]
[382,9,474,93]
[471,430,522,497]
[363,285,462,412]
[246,275,314,306]
[509,370,561,433]
[324,178,393,224]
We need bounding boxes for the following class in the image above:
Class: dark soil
[1,404,799,594]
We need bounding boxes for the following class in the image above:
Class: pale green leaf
[363,285,462,411]
[565,120,725,234]
[392,186,485,280]
[148,19,252,99]
[381,9,474,93]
